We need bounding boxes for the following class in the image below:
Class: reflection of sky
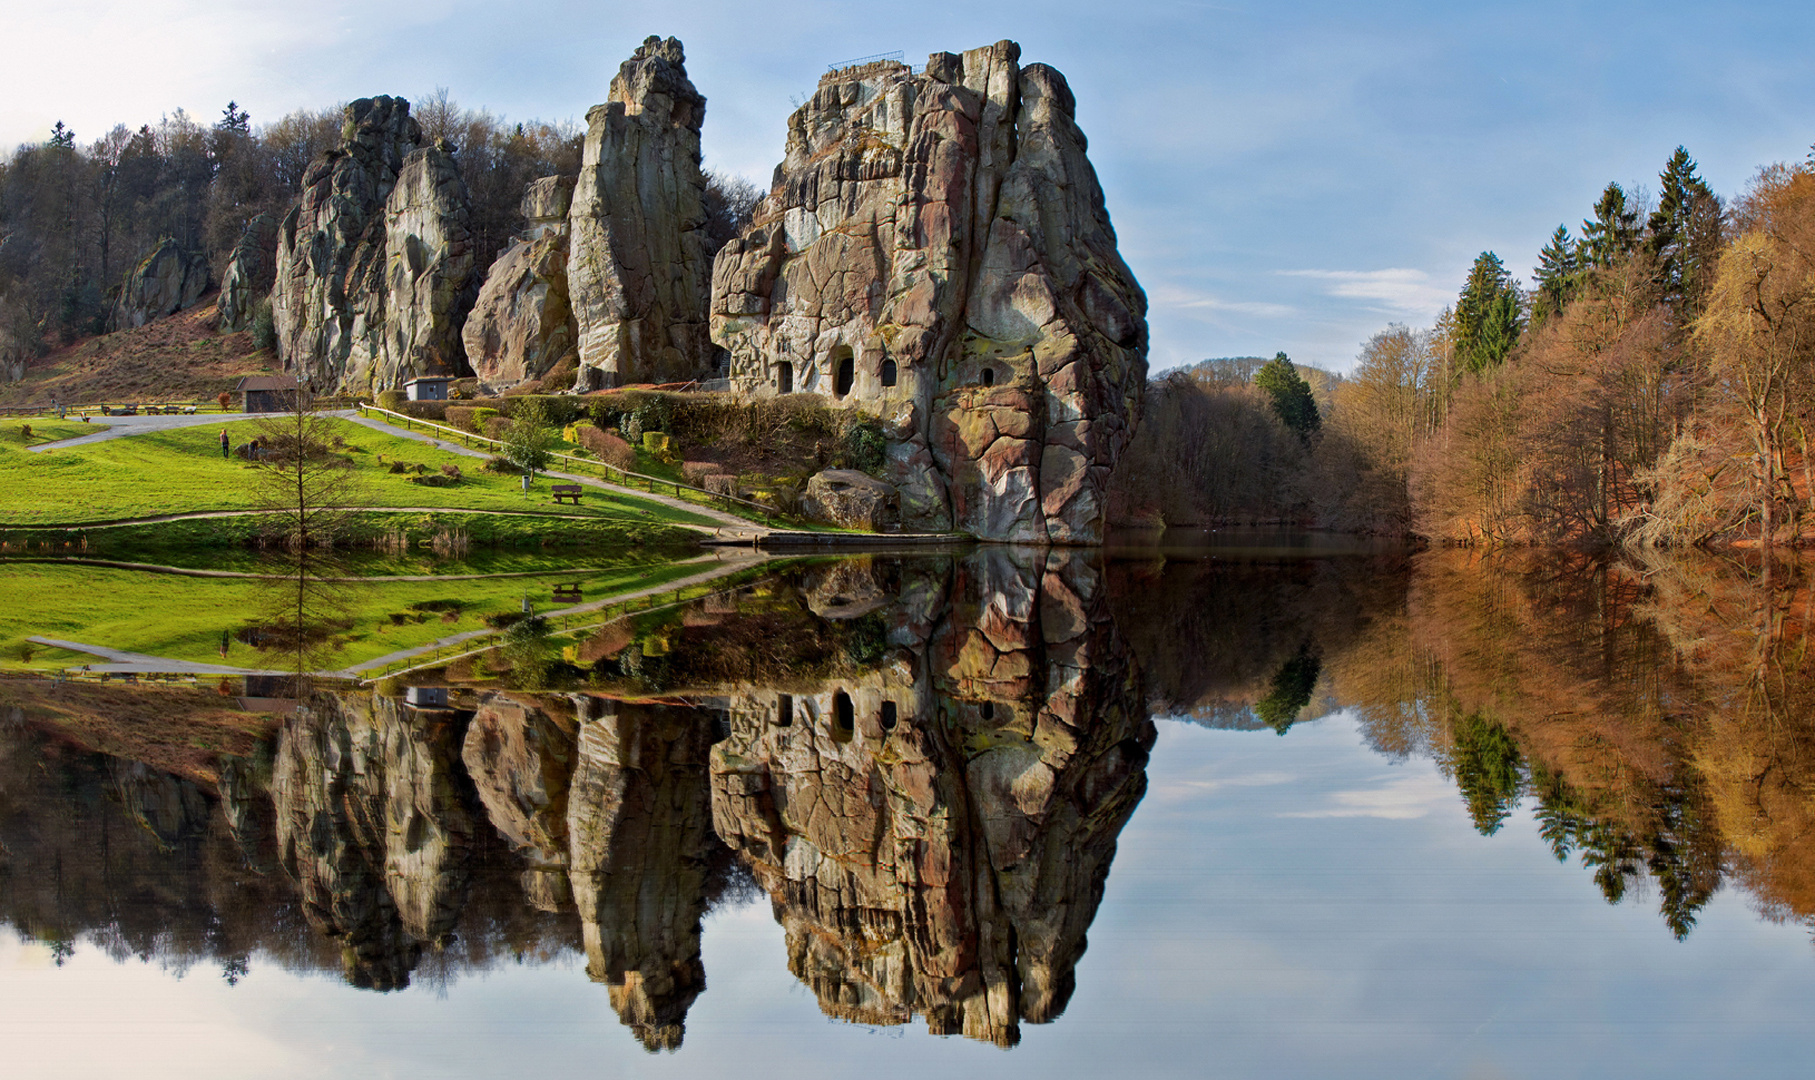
[6,712,1814,1078]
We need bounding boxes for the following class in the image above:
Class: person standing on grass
[220,429,230,459]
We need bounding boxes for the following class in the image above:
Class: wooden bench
[552,584,582,603]
[551,484,584,505]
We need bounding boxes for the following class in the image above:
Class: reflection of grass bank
[1,510,699,565]
[0,557,715,674]
[0,417,720,531]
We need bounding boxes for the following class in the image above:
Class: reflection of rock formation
[459,691,716,1051]
[273,693,476,990]
[568,700,715,1051]
[711,550,1152,1044]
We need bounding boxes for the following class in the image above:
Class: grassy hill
[0,297,275,408]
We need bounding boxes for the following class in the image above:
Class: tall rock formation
[109,238,210,330]
[217,212,276,332]
[709,42,1148,544]
[270,97,476,394]
[462,176,578,392]
[566,36,713,389]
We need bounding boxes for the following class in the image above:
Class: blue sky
[3,0,1811,372]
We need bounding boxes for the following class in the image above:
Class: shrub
[217,391,232,412]
[440,463,462,479]
[575,424,636,472]
[19,425,30,441]
[376,389,405,412]
[482,455,519,474]
[840,415,887,473]
[681,461,718,485]
[446,406,478,432]
[483,416,512,441]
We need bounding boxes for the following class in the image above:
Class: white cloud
[1149,285,1295,320]
[1277,268,1454,321]
[1279,771,1455,820]
[1154,770,1297,803]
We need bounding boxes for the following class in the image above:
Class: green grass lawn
[0,417,721,529]
[0,557,719,673]
[1,418,108,446]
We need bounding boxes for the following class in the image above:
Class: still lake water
[2,537,1813,1078]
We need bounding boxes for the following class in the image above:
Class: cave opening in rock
[777,694,793,727]
[980,701,995,721]
[980,366,995,387]
[880,700,898,730]
[880,358,897,387]
[777,362,793,394]
[833,691,855,740]
[832,348,854,398]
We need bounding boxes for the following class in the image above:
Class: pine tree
[1646,146,1722,321]
[46,121,75,149]
[1532,224,1582,325]
[1582,182,1641,269]
[1253,352,1320,439]
[1455,251,1524,373]
[216,101,251,134]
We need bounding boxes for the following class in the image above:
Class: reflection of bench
[551,484,584,505]
[552,584,582,603]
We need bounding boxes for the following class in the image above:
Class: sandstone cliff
[109,238,210,331]
[567,36,714,390]
[462,176,577,392]
[709,42,1148,543]
[271,97,476,394]
[217,213,276,332]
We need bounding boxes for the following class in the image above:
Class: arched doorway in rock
[832,347,854,399]
[777,361,793,394]
[832,690,855,741]
[980,366,996,387]
[880,358,897,387]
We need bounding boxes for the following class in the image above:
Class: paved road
[28,412,254,452]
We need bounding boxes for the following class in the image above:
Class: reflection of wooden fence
[354,402,784,527]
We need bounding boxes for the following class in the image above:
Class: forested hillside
[1114,147,1815,548]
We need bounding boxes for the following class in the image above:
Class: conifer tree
[1582,182,1641,269]
[1532,224,1582,325]
[1646,147,1722,320]
[46,121,75,149]
[1454,251,1525,373]
[1253,351,1321,439]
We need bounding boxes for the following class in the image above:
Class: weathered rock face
[271,97,477,394]
[462,176,577,392]
[710,42,1148,543]
[709,550,1152,1044]
[109,238,210,331]
[802,468,898,532]
[382,145,477,384]
[217,213,276,332]
[566,36,713,390]
[272,693,476,990]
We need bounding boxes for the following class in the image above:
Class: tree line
[1114,144,1815,547]
[0,94,762,377]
